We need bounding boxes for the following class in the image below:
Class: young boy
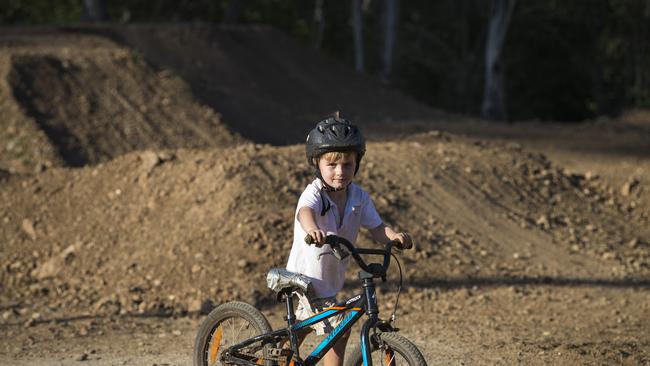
[286,115,412,366]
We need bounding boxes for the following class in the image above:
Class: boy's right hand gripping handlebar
[305,234,397,279]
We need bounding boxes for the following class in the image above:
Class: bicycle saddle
[266,268,312,295]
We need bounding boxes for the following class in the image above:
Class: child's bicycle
[193,234,427,366]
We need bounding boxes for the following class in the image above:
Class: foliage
[1,0,649,122]
[0,0,81,24]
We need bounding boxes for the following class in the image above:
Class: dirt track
[1,25,649,365]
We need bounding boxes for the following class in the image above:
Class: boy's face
[318,153,357,190]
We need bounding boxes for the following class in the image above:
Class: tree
[82,0,109,21]
[312,0,325,50]
[380,0,398,83]
[351,0,365,73]
[481,0,515,121]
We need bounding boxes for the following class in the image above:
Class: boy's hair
[318,151,357,163]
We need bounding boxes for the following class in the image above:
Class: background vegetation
[2,0,648,122]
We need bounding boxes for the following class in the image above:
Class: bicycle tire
[193,301,273,366]
[346,332,427,366]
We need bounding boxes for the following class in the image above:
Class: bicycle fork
[359,271,395,366]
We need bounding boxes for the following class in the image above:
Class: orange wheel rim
[209,325,223,363]
[384,348,395,366]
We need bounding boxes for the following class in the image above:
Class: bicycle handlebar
[304,234,398,278]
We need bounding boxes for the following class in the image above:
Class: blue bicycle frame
[293,293,367,366]
[223,270,387,366]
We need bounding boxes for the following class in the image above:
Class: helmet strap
[319,186,331,216]
[315,169,335,192]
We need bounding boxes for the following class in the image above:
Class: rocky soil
[1,24,649,365]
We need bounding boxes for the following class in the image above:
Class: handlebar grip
[387,239,402,250]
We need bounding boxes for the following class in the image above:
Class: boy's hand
[305,229,326,247]
[393,232,413,250]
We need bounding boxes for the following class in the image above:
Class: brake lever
[331,245,349,260]
[315,244,349,260]
[307,235,350,261]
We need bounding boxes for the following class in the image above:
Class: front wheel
[346,332,427,366]
[193,301,273,366]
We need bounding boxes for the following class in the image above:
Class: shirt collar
[312,179,360,207]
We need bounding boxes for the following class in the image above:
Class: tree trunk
[312,0,325,50]
[351,0,365,73]
[457,0,470,111]
[380,0,398,83]
[481,0,515,121]
[632,0,650,107]
[82,0,109,21]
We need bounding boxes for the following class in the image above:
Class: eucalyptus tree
[481,0,515,121]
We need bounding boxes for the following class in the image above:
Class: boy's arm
[369,223,413,249]
[297,206,326,246]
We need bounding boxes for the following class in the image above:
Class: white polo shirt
[286,179,383,298]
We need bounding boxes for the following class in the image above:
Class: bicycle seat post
[283,291,300,356]
[284,291,296,327]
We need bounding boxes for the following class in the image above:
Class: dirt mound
[65,23,445,144]
[1,133,647,322]
[0,29,243,169]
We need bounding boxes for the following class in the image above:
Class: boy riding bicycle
[286,114,413,366]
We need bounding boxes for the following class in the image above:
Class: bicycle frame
[293,292,366,366]
[223,271,385,366]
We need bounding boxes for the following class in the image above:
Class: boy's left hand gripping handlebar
[305,234,347,260]
[304,234,394,277]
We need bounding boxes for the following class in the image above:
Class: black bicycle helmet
[305,114,366,175]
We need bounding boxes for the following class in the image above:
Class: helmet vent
[331,124,350,137]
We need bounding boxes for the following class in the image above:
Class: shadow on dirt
[2,275,646,326]
[0,311,193,328]
[8,55,89,166]
[248,276,650,312]
[411,276,650,289]
[336,276,650,296]
[431,121,650,159]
